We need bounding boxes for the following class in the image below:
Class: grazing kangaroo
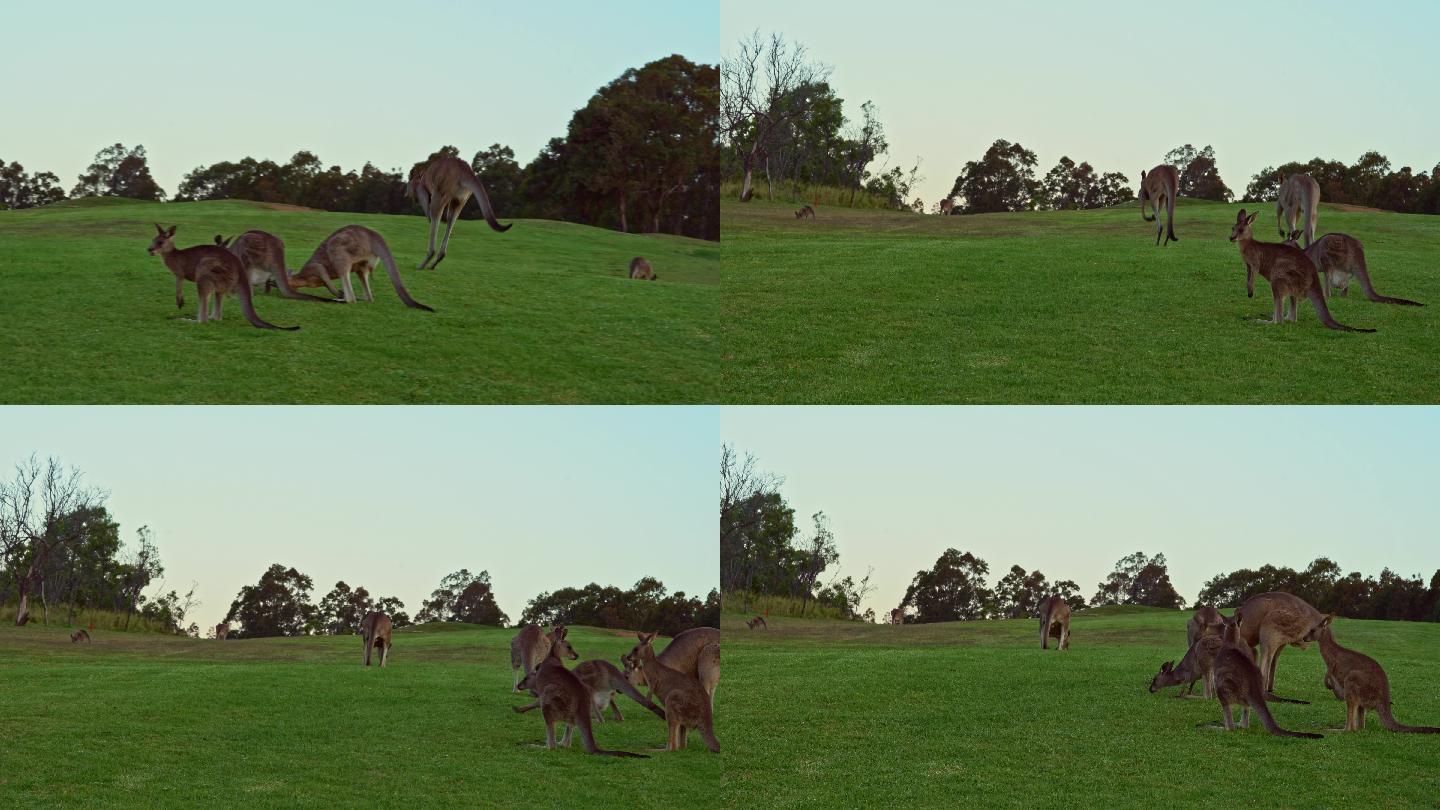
[794,205,815,219]
[1229,210,1374,332]
[1233,591,1325,697]
[215,623,229,640]
[518,658,665,724]
[1037,595,1070,650]
[1207,643,1322,738]
[1150,634,1226,699]
[1304,615,1440,733]
[222,230,342,302]
[510,624,578,691]
[407,156,512,270]
[1281,231,1424,305]
[1277,174,1321,248]
[635,632,720,753]
[359,611,392,667]
[146,225,299,330]
[513,653,649,758]
[621,626,719,706]
[939,198,953,215]
[745,615,767,630]
[1179,606,1228,695]
[70,629,90,643]
[629,257,657,281]
[1139,165,1180,246]
[296,226,433,311]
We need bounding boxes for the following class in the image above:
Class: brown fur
[794,204,816,220]
[215,623,229,640]
[513,652,648,757]
[745,615,767,630]
[407,156,512,270]
[629,256,657,281]
[1037,595,1070,650]
[635,632,719,753]
[296,225,433,311]
[518,659,665,724]
[1150,633,1225,699]
[890,608,904,626]
[146,224,299,330]
[939,198,953,215]
[1208,643,1322,738]
[1306,615,1440,733]
[1233,592,1324,699]
[222,230,340,302]
[70,629,90,643]
[510,624,578,691]
[1229,210,1374,332]
[359,611,392,667]
[1276,174,1320,248]
[1282,231,1423,305]
[621,626,719,706]
[1139,165,1180,245]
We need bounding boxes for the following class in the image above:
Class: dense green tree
[1041,157,1133,210]
[224,564,317,638]
[519,578,716,636]
[0,160,66,209]
[901,548,993,623]
[72,143,165,200]
[949,140,1039,214]
[414,569,508,626]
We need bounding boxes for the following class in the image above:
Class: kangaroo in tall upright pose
[1277,174,1321,248]
[621,627,719,708]
[215,623,229,640]
[1229,210,1374,332]
[1282,231,1424,305]
[146,225,299,330]
[407,156,512,270]
[1303,615,1440,733]
[1037,595,1070,650]
[510,624,578,691]
[221,230,341,302]
[634,632,720,753]
[359,611,392,667]
[1233,592,1324,698]
[513,648,648,758]
[1139,165,1180,246]
[295,226,433,311]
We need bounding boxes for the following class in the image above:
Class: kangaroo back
[368,230,435,312]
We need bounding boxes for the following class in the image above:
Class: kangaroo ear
[1322,614,1335,627]
[1246,211,1259,225]
[154,222,165,234]
[166,225,177,236]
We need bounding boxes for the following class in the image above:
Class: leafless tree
[721,31,831,202]
[720,444,785,610]
[0,455,106,626]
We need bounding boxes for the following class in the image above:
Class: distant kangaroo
[146,224,299,330]
[1233,591,1325,698]
[629,257,657,281]
[70,629,90,643]
[635,632,720,753]
[1139,165,1180,246]
[1276,174,1320,248]
[939,198,954,215]
[513,651,649,758]
[1281,231,1423,305]
[1037,595,1070,650]
[891,608,904,626]
[215,623,229,640]
[745,615,767,630]
[407,156,512,270]
[1229,210,1374,332]
[221,230,342,302]
[622,627,719,707]
[1208,642,1322,738]
[1304,614,1440,733]
[295,226,433,311]
[518,658,665,724]
[510,624,577,691]
[794,205,815,219]
[359,611,392,667]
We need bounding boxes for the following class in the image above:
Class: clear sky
[0,406,717,630]
[721,0,1440,208]
[2,0,718,194]
[722,407,1440,616]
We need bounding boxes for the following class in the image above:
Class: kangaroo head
[549,625,578,660]
[622,657,647,688]
[148,223,177,255]
[1301,613,1335,643]
[1148,660,1176,693]
[1229,209,1258,242]
[517,667,537,692]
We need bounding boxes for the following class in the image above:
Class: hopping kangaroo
[1207,642,1322,738]
[622,626,719,707]
[745,615,767,630]
[1037,595,1070,650]
[407,156,512,270]
[1304,615,1440,733]
[222,230,341,302]
[1282,232,1424,305]
[510,624,577,691]
[296,226,433,311]
[70,629,90,643]
[518,658,665,724]
[215,623,229,640]
[1233,591,1324,698]
[513,651,648,758]
[1139,165,1180,246]
[635,632,720,753]
[146,225,299,330]
[1276,174,1321,248]
[360,611,392,667]
[794,204,816,220]
[1229,210,1374,332]
[629,257,657,281]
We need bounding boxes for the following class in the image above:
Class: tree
[415,569,508,626]
[722,31,832,201]
[519,577,715,636]
[72,143,165,200]
[318,581,373,635]
[901,548,992,623]
[0,455,106,625]
[1092,551,1183,608]
[1163,144,1231,202]
[950,140,1039,214]
[0,160,66,209]
[224,564,317,638]
[1041,157,1133,210]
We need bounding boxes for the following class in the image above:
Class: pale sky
[721,0,1440,208]
[0,407,717,630]
[722,407,1440,617]
[2,0,718,195]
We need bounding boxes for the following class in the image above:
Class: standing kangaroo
[1139,165,1180,246]
[939,198,954,215]
[518,658,665,724]
[1303,615,1440,733]
[891,608,904,625]
[1276,174,1321,248]
[745,615,767,630]
[70,629,91,643]
[1037,595,1070,650]
[1207,642,1322,738]
[635,632,720,753]
[629,257,657,281]
[296,226,433,311]
[1233,591,1324,697]
[794,205,816,220]
[513,651,649,758]
[215,623,229,640]
[359,611,392,667]
[1178,606,1228,696]
[1281,231,1424,305]
[510,624,578,691]
[1229,209,1374,332]
[222,230,341,302]
[146,225,299,330]
[622,626,719,707]
[407,156,512,270]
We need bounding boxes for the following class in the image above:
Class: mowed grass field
[721,607,1440,807]
[721,198,1440,403]
[0,198,718,403]
[0,622,718,807]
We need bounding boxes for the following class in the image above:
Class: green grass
[0,199,718,403]
[721,606,1440,807]
[0,604,178,634]
[720,181,898,210]
[721,198,1440,403]
[0,622,717,807]
[721,591,849,620]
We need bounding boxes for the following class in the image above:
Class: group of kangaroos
[144,154,657,331]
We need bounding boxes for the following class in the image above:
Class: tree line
[0,55,718,241]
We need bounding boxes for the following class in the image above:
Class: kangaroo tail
[1253,694,1322,739]
[698,723,721,753]
[372,232,435,312]
[1353,254,1423,305]
[1308,288,1374,332]
[273,269,340,303]
[236,273,299,331]
[460,170,513,233]
[1264,692,1311,705]
[578,715,649,758]
[1378,703,1440,733]
[1165,195,1178,243]
[1039,604,1053,648]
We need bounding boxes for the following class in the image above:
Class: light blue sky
[722,0,1440,208]
[0,407,717,630]
[722,407,1440,616]
[2,0,718,194]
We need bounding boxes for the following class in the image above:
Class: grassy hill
[0,199,718,403]
[720,607,1440,807]
[0,622,718,807]
[721,198,1440,403]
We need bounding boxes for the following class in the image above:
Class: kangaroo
[939,198,954,215]
[1037,595,1070,651]
[621,626,719,706]
[1229,209,1374,332]
[1281,231,1424,305]
[794,205,816,219]
[1276,174,1321,248]
[359,611,392,667]
[1178,606,1228,695]
[513,652,648,758]
[1139,165,1180,246]
[146,225,299,330]
[222,230,342,302]
[1207,642,1322,738]
[629,257,657,281]
[1150,634,1225,699]
[891,608,904,625]
[1233,591,1324,697]
[407,156,512,270]
[215,623,229,640]
[510,624,577,691]
[519,658,665,724]
[70,629,90,643]
[1303,615,1440,733]
[745,615,767,630]
[635,632,720,753]
[296,226,433,311]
